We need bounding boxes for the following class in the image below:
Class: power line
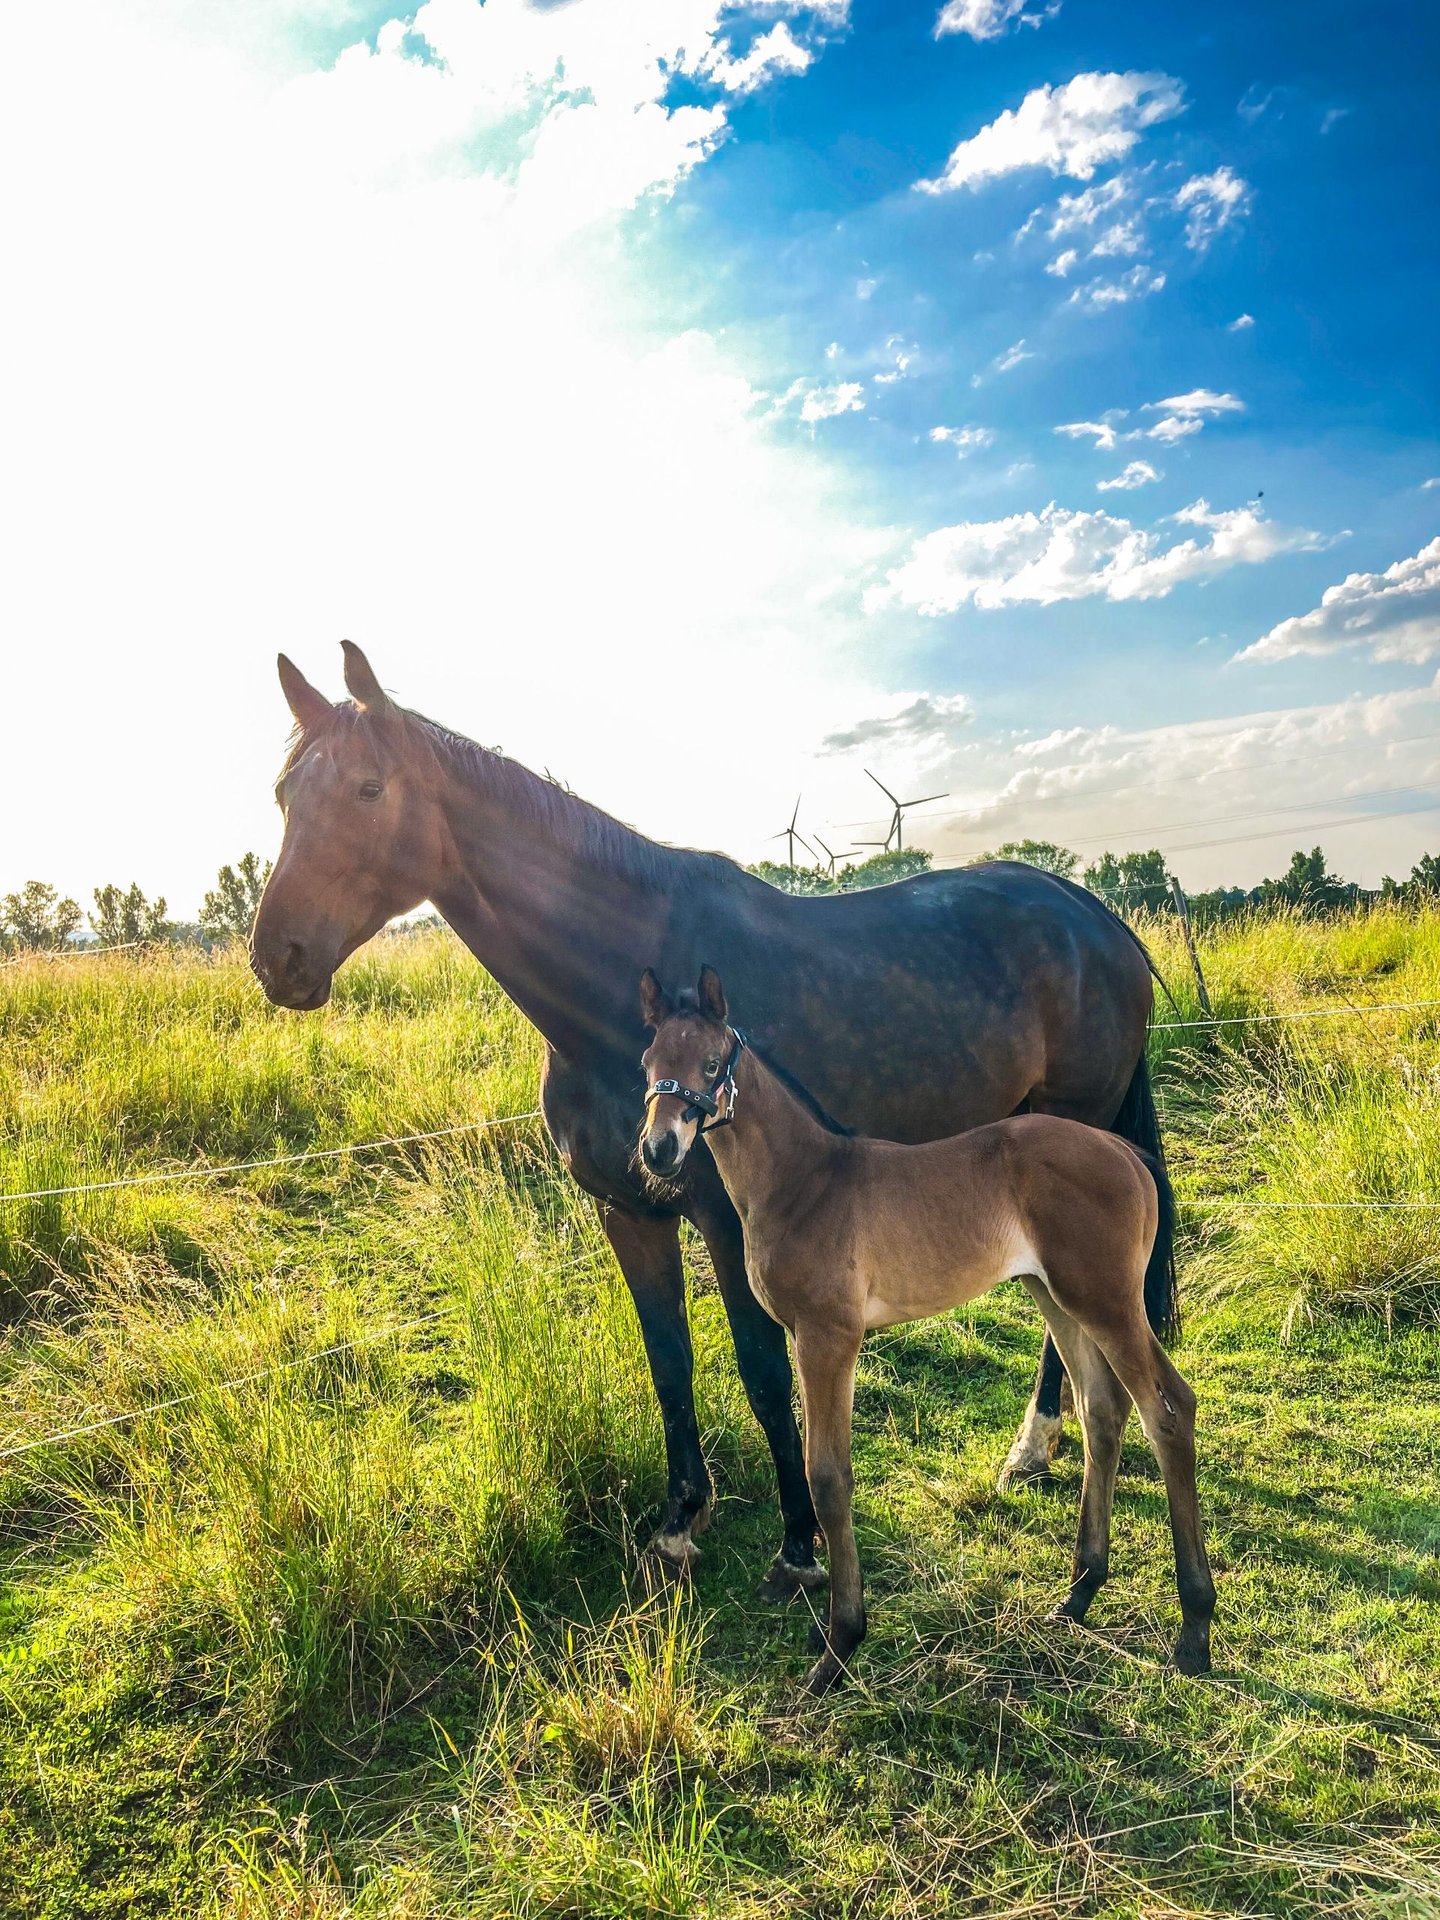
[0,941,146,970]
[0,1111,542,1206]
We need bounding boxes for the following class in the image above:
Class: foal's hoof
[758,1553,827,1604]
[801,1653,847,1697]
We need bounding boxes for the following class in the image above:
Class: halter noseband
[645,1028,747,1135]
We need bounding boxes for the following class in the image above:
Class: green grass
[2,919,1439,1918]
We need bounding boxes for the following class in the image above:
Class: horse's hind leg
[792,1321,866,1696]
[1090,1324,1215,1676]
[1021,1286,1128,1625]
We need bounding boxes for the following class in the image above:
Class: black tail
[1111,1051,1180,1344]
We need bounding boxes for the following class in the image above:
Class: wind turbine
[811,834,840,879]
[769,795,816,869]
[864,769,950,852]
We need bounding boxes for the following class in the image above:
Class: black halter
[645,1028,746,1135]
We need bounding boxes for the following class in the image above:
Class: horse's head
[250,643,445,1009]
[638,965,737,1178]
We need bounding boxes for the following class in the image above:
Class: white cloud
[699,20,814,94]
[869,498,1327,614]
[1056,390,1243,453]
[821,690,973,754]
[1098,460,1160,491]
[799,381,867,422]
[1142,388,1244,441]
[934,0,1056,41]
[1235,541,1440,666]
[1175,166,1251,251]
[915,71,1184,194]
[1054,415,1126,451]
[1030,173,1131,238]
[1089,214,1145,258]
[1067,263,1166,310]
[995,338,1034,372]
[1045,247,1079,276]
[1422,478,1440,491]
[930,425,995,456]
[929,678,1440,889]
[1229,312,1255,331]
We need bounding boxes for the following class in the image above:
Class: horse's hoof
[997,1410,1064,1492]
[1172,1634,1212,1677]
[998,1461,1058,1494]
[758,1554,827,1603]
[1047,1599,1085,1626]
[644,1529,700,1586]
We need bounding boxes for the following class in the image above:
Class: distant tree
[1,879,82,950]
[972,839,1079,879]
[1382,852,1440,901]
[200,852,273,941]
[1258,846,1352,915]
[90,882,169,945]
[1084,848,1171,902]
[748,860,836,896]
[837,848,932,891]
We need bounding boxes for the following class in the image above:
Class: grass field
[2,908,1439,1918]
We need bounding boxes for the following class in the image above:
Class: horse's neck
[711,1048,842,1227]
[427,748,699,1060]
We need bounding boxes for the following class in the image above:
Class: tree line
[6,837,1438,954]
[751,837,1440,923]
[0,855,272,953]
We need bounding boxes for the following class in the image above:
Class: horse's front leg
[690,1196,822,1602]
[597,1200,712,1574]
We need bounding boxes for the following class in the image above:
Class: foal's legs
[1035,1277,1215,1674]
[1021,1286,1130,1624]
[1092,1322,1215,1674]
[792,1321,866,1695]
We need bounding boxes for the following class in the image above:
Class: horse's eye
[358,781,383,801]
[703,1056,720,1077]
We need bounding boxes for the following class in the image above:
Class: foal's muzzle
[641,1127,684,1175]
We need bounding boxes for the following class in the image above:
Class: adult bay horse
[249,643,1171,1599]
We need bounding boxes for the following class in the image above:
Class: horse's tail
[1111,1051,1180,1344]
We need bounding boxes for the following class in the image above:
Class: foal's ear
[696,965,728,1023]
[340,640,394,714]
[277,654,334,734]
[639,969,673,1030]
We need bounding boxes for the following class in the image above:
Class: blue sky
[2,0,1437,910]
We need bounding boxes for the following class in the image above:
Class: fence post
[1169,875,1213,1018]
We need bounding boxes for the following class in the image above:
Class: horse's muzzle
[250,937,333,1010]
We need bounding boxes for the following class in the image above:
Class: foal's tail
[1111,1052,1180,1344]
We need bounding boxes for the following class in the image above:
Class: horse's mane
[280,701,749,902]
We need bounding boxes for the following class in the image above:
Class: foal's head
[251,644,448,1009]
[638,966,736,1179]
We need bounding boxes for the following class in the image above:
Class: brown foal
[638,967,1215,1696]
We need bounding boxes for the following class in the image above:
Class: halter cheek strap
[645,1029,747,1135]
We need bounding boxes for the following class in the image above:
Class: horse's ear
[340,640,393,714]
[639,969,673,1030]
[697,965,728,1023]
[277,654,334,733]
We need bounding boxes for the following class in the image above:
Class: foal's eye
[703,1056,720,1077]
[357,780,383,801]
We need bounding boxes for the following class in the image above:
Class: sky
[2,0,1438,916]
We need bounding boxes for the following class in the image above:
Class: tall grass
[4,912,1440,1919]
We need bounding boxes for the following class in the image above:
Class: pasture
[2,909,1438,1918]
